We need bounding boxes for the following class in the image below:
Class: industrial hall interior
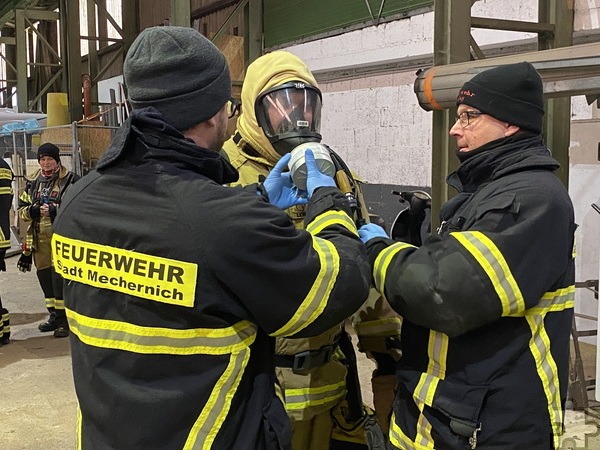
[1,0,600,449]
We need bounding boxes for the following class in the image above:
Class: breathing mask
[255,81,322,156]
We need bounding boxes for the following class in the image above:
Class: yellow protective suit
[223,51,401,449]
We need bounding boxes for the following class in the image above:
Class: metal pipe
[414,42,600,111]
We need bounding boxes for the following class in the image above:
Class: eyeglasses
[227,97,241,119]
[456,111,484,128]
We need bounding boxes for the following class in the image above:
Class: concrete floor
[1,251,600,449]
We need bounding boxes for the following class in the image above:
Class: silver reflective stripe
[67,308,257,355]
[284,381,346,411]
[306,210,358,236]
[451,231,525,316]
[272,236,339,337]
[373,242,415,294]
[67,308,257,449]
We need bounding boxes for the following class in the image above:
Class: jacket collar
[97,107,238,184]
[447,135,559,193]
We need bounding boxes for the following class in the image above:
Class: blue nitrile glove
[305,149,336,198]
[262,153,309,209]
[359,223,389,244]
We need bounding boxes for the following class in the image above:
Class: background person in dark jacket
[0,156,14,345]
[359,62,575,449]
[52,26,371,450]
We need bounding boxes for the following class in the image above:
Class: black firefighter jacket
[364,136,575,449]
[51,108,371,450]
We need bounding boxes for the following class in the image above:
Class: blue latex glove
[359,223,388,244]
[262,153,309,209]
[305,149,336,198]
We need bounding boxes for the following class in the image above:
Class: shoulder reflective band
[52,233,198,307]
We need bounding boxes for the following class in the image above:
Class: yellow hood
[236,51,318,165]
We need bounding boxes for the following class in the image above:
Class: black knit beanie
[37,143,60,163]
[456,61,544,134]
[124,26,231,131]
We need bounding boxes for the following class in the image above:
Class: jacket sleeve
[350,289,402,362]
[207,185,371,338]
[365,178,575,338]
[18,180,34,223]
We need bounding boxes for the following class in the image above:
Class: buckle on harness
[292,345,335,374]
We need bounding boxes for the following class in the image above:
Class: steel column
[430,0,472,228]
[86,0,99,117]
[63,0,81,121]
[539,1,574,188]
[245,0,262,67]
[170,0,191,27]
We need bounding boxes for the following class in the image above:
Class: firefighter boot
[53,313,69,338]
[39,311,58,332]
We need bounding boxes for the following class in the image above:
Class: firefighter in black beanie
[359,62,575,448]
[17,143,79,338]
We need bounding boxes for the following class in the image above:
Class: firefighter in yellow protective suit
[222,50,401,449]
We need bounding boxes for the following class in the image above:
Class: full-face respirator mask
[255,81,334,189]
[255,81,323,156]
[255,80,365,225]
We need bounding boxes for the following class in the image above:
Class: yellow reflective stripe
[67,309,257,355]
[0,186,12,195]
[284,380,346,410]
[354,317,402,337]
[185,347,251,449]
[373,242,415,293]
[0,239,9,249]
[514,286,575,317]
[306,210,358,236]
[272,236,339,336]
[451,231,525,316]
[54,299,65,310]
[45,297,55,309]
[526,314,563,447]
[523,288,572,447]
[0,168,12,180]
[19,190,31,203]
[413,331,448,448]
[414,373,438,448]
[426,331,448,379]
[390,412,432,450]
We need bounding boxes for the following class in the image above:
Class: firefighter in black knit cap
[17,143,79,338]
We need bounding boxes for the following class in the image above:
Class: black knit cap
[124,26,231,131]
[37,143,60,163]
[456,61,544,134]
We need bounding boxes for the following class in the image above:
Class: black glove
[28,203,41,220]
[17,252,33,272]
[390,191,431,246]
[0,249,5,271]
